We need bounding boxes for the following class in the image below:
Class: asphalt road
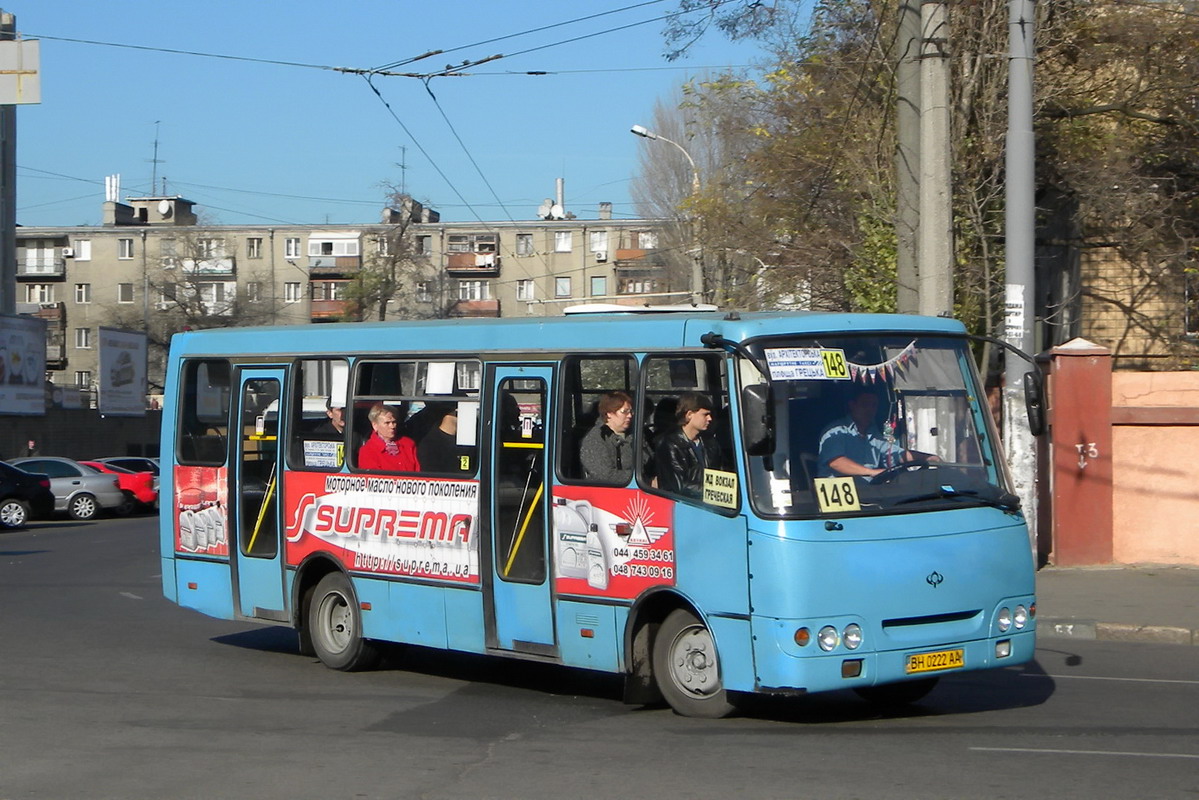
[2,515,1197,800]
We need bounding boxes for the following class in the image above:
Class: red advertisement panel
[283,471,480,584]
[173,465,229,557]
[552,486,676,599]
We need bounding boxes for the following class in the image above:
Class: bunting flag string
[847,341,917,384]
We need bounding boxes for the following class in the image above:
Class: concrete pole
[917,0,953,317]
[1004,0,1038,551]
[895,0,921,315]
[0,11,16,315]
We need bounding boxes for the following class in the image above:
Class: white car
[6,457,126,520]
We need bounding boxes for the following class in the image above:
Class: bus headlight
[818,625,840,651]
[997,607,1012,632]
[1014,605,1028,629]
[842,623,863,650]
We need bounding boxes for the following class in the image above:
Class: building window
[74,283,91,304]
[246,281,261,303]
[590,276,607,297]
[73,239,91,261]
[516,279,535,301]
[447,233,497,253]
[117,283,134,303]
[555,277,572,298]
[516,233,534,256]
[637,230,659,249]
[158,284,176,309]
[74,370,91,387]
[118,238,134,259]
[285,237,302,259]
[160,238,177,268]
[312,281,346,301]
[416,235,433,255]
[308,238,359,257]
[198,282,235,315]
[589,230,609,254]
[284,282,303,303]
[376,236,392,256]
[457,280,490,301]
[247,237,263,259]
[416,281,432,302]
[25,284,54,304]
[554,231,572,253]
[74,328,91,349]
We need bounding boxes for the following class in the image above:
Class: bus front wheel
[652,608,735,718]
[308,572,381,671]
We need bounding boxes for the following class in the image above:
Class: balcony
[46,343,66,370]
[310,298,354,321]
[180,257,236,276]
[446,252,500,276]
[17,258,66,279]
[308,256,361,275]
[449,298,500,318]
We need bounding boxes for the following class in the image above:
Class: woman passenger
[357,403,420,472]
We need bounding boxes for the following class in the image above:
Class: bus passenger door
[232,367,287,620]
[485,365,556,654]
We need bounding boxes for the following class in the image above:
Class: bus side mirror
[1023,371,1045,437]
[741,384,774,456]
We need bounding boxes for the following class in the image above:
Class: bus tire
[308,572,380,671]
[854,677,939,707]
[652,608,735,718]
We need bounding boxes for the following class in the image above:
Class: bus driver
[818,386,934,478]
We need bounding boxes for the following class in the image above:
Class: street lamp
[630,124,703,304]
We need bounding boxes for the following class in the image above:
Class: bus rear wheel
[308,572,380,671]
[854,677,939,707]
[652,608,735,718]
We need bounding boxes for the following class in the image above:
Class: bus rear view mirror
[1023,371,1045,437]
[741,384,774,456]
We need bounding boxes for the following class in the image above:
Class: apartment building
[15,195,675,397]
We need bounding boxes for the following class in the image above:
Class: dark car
[0,461,55,529]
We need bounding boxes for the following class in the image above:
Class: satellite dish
[157,199,173,217]
[550,203,564,220]
[537,199,553,219]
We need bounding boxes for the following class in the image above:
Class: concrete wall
[0,409,161,462]
[1110,373,1199,565]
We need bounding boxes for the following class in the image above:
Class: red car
[80,460,158,514]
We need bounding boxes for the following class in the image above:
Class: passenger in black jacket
[654,392,723,498]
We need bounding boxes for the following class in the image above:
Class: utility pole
[895,0,921,315]
[917,0,954,318]
[0,10,17,314]
[1005,0,1038,549]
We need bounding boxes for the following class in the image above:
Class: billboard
[0,314,46,415]
[98,327,147,417]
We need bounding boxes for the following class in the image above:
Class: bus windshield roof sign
[764,348,852,382]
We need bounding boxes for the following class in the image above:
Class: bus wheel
[308,572,380,671]
[854,677,939,707]
[652,608,735,718]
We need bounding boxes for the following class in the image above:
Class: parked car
[79,460,157,514]
[0,461,55,529]
[96,457,160,476]
[6,457,125,521]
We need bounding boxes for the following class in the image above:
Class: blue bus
[159,309,1036,717]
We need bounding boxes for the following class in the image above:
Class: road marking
[120,591,143,600]
[972,747,1199,760]
[1023,673,1199,686]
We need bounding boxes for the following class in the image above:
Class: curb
[1038,618,1197,646]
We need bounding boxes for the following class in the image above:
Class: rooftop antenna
[398,145,407,196]
[148,120,165,194]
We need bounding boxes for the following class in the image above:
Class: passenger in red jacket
[357,403,420,472]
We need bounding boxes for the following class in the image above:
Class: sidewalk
[1035,564,1199,646]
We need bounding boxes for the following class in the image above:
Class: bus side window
[288,357,349,471]
[178,359,230,466]
[641,354,731,503]
[558,354,636,483]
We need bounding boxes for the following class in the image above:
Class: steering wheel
[869,455,934,484]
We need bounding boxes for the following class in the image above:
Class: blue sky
[12,1,769,228]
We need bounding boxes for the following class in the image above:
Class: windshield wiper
[893,486,1021,513]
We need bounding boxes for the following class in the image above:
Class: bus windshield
[740,333,1011,518]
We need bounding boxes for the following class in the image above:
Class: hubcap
[669,624,721,698]
[318,591,352,654]
[1,503,24,525]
